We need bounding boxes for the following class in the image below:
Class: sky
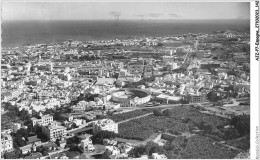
[2,2,250,21]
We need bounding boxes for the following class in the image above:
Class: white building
[77,101,88,108]
[117,143,133,154]
[105,146,120,156]
[45,98,61,109]
[102,95,112,104]
[151,153,167,159]
[72,119,86,126]
[59,155,69,159]
[80,134,95,151]
[12,123,21,133]
[30,102,46,112]
[72,105,85,113]
[166,62,178,71]
[1,132,13,154]
[87,86,100,94]
[31,114,53,126]
[42,122,67,141]
[162,56,175,63]
[93,119,118,134]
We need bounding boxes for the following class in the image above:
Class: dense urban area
[1,30,250,159]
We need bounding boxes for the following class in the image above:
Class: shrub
[4,149,21,159]
[153,110,164,116]
[91,130,116,144]
[128,145,148,158]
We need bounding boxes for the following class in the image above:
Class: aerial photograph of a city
[1,1,251,159]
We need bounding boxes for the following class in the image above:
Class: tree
[34,124,46,141]
[18,109,30,121]
[230,114,250,136]
[96,115,106,119]
[149,146,159,156]
[207,91,220,102]
[71,123,78,129]
[128,145,148,158]
[157,42,164,47]
[204,124,214,133]
[223,128,240,140]
[42,149,48,156]
[196,121,213,133]
[3,149,21,159]
[145,141,164,156]
[165,151,178,159]
[53,112,61,121]
[44,108,55,115]
[91,130,116,144]
[163,109,172,117]
[55,139,60,147]
[153,110,163,116]
[183,118,191,123]
[16,128,29,143]
[180,98,189,104]
[213,85,221,90]
[107,110,114,116]
[32,110,41,119]
[17,128,29,138]
[24,120,33,132]
[66,136,81,149]
[172,136,186,149]
[102,150,111,159]
[13,135,27,147]
[145,142,165,156]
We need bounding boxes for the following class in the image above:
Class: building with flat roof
[42,122,67,141]
[93,119,118,134]
[31,114,53,126]
[80,134,94,151]
[187,93,207,103]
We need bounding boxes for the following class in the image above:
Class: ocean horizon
[1,19,250,48]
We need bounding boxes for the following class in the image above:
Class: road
[117,112,153,124]
[120,102,211,111]
[117,104,183,124]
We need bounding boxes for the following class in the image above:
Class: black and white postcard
[1,0,259,159]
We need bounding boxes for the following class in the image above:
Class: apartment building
[42,122,67,141]
[31,114,53,126]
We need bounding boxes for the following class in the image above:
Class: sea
[1,19,250,48]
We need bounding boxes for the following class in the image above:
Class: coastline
[2,19,250,48]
